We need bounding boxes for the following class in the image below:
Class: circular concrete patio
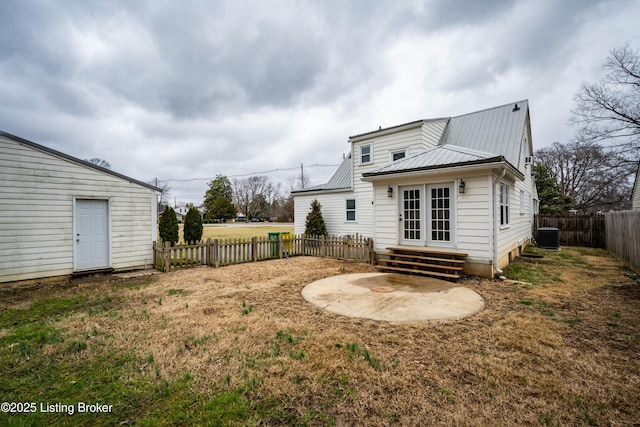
[301,272,485,322]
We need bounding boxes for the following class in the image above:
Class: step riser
[377,247,468,281]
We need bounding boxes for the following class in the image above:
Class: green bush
[159,206,179,245]
[184,207,203,244]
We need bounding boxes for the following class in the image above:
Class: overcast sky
[1,0,638,204]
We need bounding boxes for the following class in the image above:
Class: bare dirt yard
[1,247,639,426]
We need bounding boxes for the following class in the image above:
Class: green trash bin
[268,232,280,257]
[268,232,292,257]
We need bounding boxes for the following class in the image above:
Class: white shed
[0,130,161,284]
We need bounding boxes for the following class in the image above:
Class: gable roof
[294,100,530,192]
[441,100,528,167]
[364,100,529,178]
[0,129,162,192]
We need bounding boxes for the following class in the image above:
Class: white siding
[370,171,491,259]
[495,131,536,269]
[0,136,157,283]
[632,172,640,210]
[293,192,373,238]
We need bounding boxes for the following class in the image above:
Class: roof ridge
[452,99,528,119]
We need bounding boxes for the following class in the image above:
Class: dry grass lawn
[1,247,639,426]
[174,223,294,242]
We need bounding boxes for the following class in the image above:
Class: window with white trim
[391,149,407,162]
[360,144,372,164]
[500,183,509,226]
[520,190,525,215]
[346,199,356,221]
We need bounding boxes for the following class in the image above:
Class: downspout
[492,167,507,276]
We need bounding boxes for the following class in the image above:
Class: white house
[0,130,161,284]
[293,100,539,278]
[632,163,640,210]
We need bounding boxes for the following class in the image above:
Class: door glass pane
[429,186,451,242]
[402,188,421,241]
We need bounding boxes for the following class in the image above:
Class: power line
[164,163,339,182]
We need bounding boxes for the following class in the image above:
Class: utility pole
[300,163,305,189]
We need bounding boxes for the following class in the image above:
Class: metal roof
[441,100,528,167]
[292,154,352,194]
[362,145,503,177]
[297,100,529,190]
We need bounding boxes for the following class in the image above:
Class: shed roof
[0,130,162,192]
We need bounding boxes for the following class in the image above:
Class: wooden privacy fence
[153,234,374,272]
[534,215,605,248]
[605,210,640,273]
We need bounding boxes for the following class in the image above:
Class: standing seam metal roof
[299,100,529,188]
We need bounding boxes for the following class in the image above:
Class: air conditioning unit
[536,227,560,250]
[525,156,533,165]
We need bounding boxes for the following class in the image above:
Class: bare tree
[535,141,634,212]
[232,176,279,220]
[571,45,640,160]
[85,158,111,169]
[149,178,171,210]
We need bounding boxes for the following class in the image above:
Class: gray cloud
[1,0,638,203]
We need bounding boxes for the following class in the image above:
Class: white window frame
[360,144,372,165]
[390,148,408,162]
[520,190,525,216]
[500,183,510,227]
[345,198,356,222]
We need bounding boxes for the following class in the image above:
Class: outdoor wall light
[387,186,393,198]
[458,179,465,194]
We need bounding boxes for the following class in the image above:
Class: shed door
[75,199,110,271]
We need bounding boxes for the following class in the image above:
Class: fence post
[164,241,171,273]
[320,235,326,257]
[343,235,349,261]
[278,234,284,258]
[252,237,258,262]
[153,241,157,268]
[213,239,219,268]
[301,234,306,256]
[367,238,374,264]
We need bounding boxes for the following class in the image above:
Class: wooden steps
[376,246,467,281]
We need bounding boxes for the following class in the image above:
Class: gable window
[346,199,356,221]
[360,144,372,164]
[391,149,407,162]
[500,183,509,226]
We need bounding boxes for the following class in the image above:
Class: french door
[427,184,453,246]
[399,186,423,245]
[399,184,454,247]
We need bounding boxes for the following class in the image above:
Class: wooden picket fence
[153,234,374,272]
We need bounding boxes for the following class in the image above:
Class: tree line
[534,45,639,214]
[203,174,295,223]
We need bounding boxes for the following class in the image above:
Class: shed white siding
[0,134,158,283]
